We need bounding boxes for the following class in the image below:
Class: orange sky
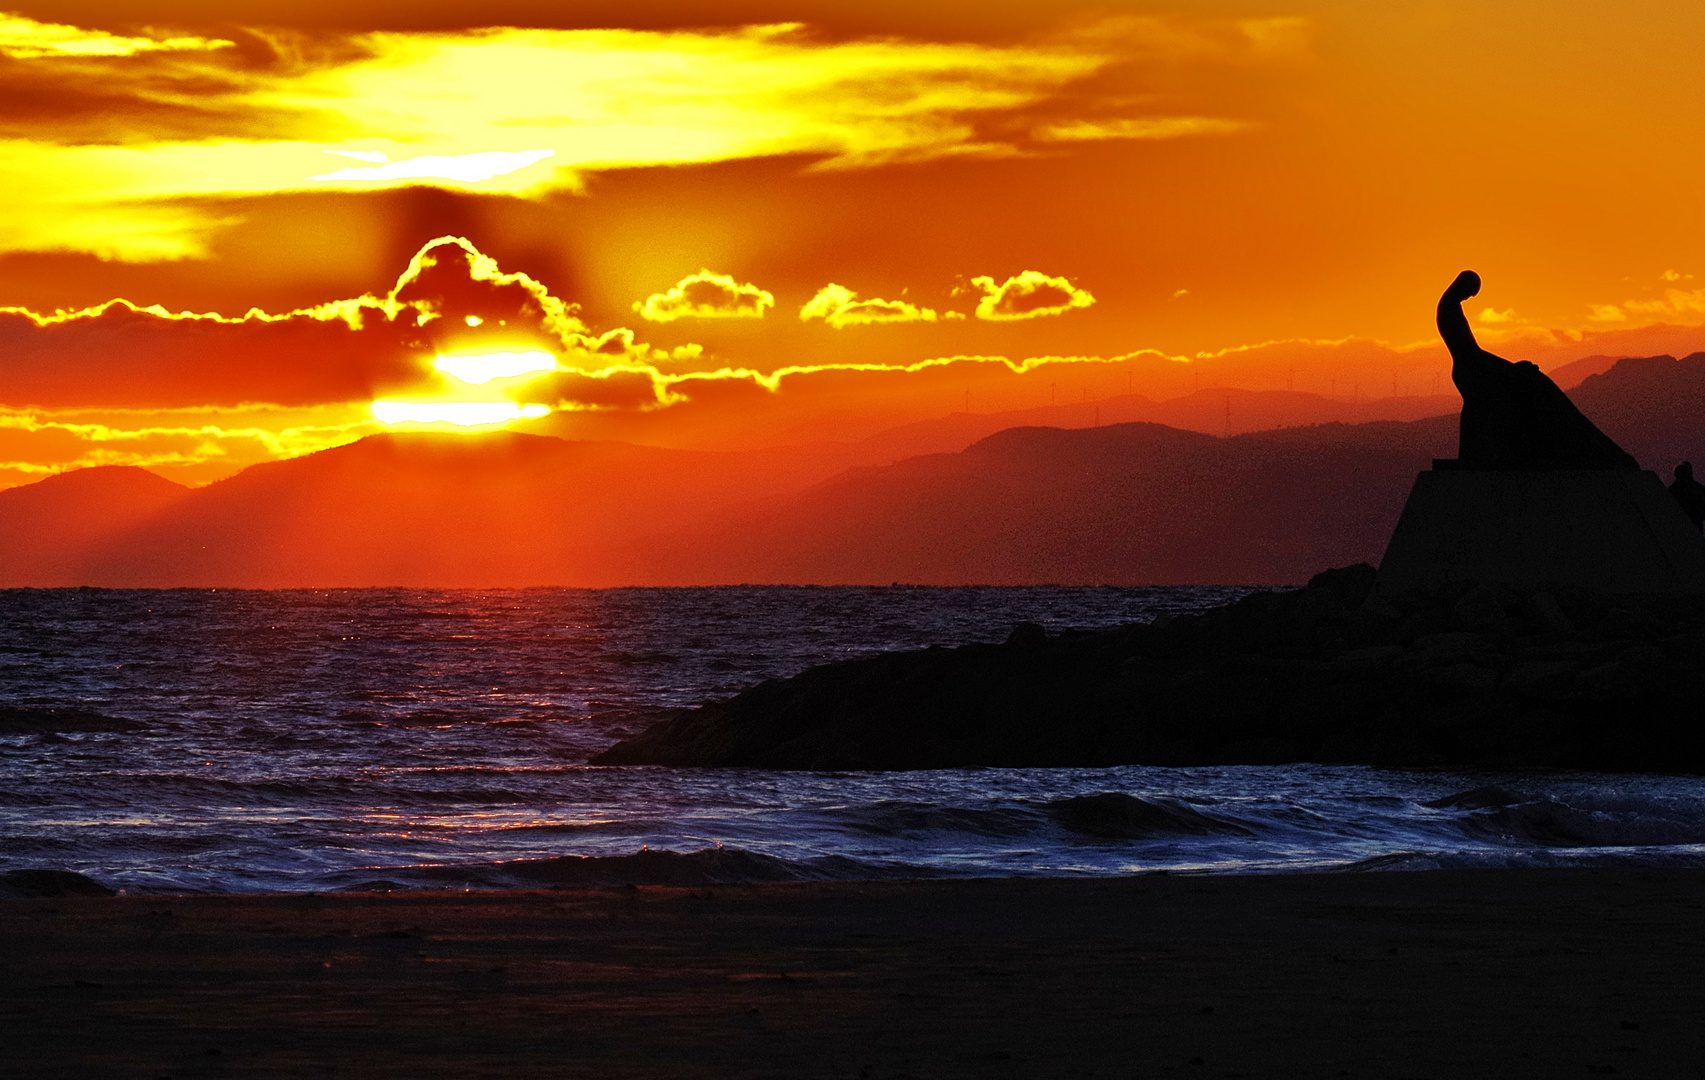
[5,0,1705,488]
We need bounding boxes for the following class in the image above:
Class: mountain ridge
[4,354,1701,587]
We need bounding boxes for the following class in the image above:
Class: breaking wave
[1046,793,1254,839]
[1428,786,1705,848]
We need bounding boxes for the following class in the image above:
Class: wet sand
[3,868,1703,1079]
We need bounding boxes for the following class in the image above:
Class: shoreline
[13,766,1705,898]
[6,866,1703,1077]
[13,845,1705,901]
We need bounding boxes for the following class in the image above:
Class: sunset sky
[5,0,1705,488]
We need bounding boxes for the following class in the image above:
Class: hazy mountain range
[4,354,1701,587]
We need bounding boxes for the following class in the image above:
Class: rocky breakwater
[593,565,1705,771]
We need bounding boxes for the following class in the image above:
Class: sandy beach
[3,867,1703,1079]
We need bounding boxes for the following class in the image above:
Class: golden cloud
[972,271,1096,321]
[0,15,1286,260]
[0,14,232,59]
[1031,116,1248,142]
[0,403,374,487]
[0,235,611,408]
[1623,288,1705,320]
[635,271,776,322]
[0,236,1118,422]
[799,284,938,328]
[1581,270,1705,328]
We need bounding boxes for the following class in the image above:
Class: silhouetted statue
[1670,462,1705,532]
[1438,271,1637,469]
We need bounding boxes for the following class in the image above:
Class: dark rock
[1499,660,1577,698]
[1219,737,1306,764]
[0,869,117,898]
[592,564,1705,772]
[1315,723,1445,768]
[1326,644,1403,668]
[1397,632,1502,669]
[1524,591,1576,635]
[1004,623,1048,648]
[1306,563,1379,608]
[1453,584,1516,636]
[1420,662,1500,697]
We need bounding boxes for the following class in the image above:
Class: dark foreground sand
[3,868,1703,1079]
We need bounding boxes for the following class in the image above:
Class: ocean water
[3,585,1705,894]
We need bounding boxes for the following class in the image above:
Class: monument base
[1377,468,1705,593]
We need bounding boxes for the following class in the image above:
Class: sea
[4,585,1705,895]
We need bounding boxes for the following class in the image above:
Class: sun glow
[434,350,560,385]
[308,149,557,185]
[371,401,551,426]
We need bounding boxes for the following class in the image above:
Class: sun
[371,349,559,427]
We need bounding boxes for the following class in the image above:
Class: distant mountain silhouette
[3,354,1700,587]
[0,434,851,587]
[841,388,1461,464]
[1569,353,1705,471]
[623,353,1705,585]
[0,466,188,584]
[629,418,1456,585]
[1544,354,1627,390]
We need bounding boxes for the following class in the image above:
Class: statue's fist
[1443,270,1481,303]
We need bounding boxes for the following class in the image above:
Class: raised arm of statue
[1436,270,1484,362]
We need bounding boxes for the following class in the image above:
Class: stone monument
[1377,271,1705,592]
